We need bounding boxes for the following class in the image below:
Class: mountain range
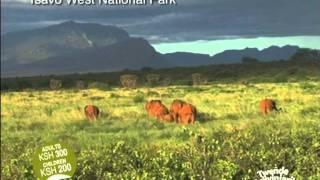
[1,21,301,77]
[164,45,299,67]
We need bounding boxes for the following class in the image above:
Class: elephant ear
[145,102,151,110]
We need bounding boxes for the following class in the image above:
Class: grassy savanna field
[1,81,320,179]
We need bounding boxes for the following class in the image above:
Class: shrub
[90,96,105,101]
[110,93,121,98]
[273,73,288,83]
[88,82,109,90]
[133,94,145,103]
[146,90,160,97]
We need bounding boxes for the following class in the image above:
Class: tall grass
[1,82,320,179]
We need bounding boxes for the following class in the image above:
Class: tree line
[1,49,319,91]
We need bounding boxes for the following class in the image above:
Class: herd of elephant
[83,98,280,124]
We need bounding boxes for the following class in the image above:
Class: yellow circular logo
[32,142,77,180]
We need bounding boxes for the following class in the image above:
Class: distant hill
[164,45,300,66]
[1,21,173,77]
[161,46,300,67]
[3,38,171,76]
[1,21,304,77]
[1,21,130,64]
[211,45,300,64]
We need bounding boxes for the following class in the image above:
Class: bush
[273,73,288,83]
[88,82,109,90]
[146,90,160,97]
[133,94,145,103]
[110,93,121,98]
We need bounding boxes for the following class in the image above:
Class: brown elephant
[145,100,169,120]
[170,99,186,122]
[170,100,197,124]
[178,103,197,124]
[84,105,100,123]
[260,98,279,114]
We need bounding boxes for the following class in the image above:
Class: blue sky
[153,36,320,55]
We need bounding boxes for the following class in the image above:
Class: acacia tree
[146,73,160,87]
[120,74,138,88]
[191,73,202,86]
[161,77,171,86]
[192,73,207,86]
[76,80,86,89]
[49,79,62,90]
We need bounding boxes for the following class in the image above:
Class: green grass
[1,82,320,179]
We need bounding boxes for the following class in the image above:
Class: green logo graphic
[32,142,77,180]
